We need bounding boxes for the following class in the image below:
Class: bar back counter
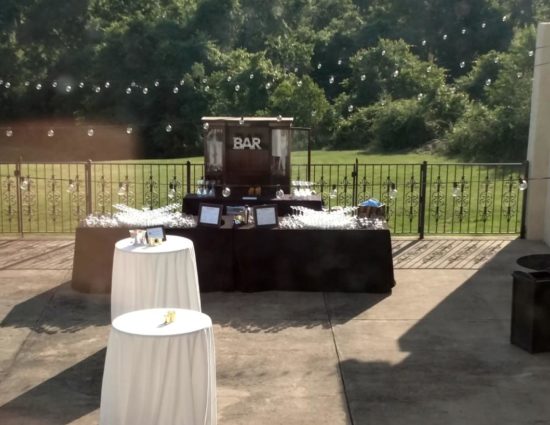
[72,222,395,294]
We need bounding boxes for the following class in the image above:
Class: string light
[47,129,54,137]
[87,128,94,137]
[165,124,173,132]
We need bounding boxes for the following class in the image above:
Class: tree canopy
[0,0,547,160]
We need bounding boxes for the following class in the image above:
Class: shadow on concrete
[1,282,109,334]
[0,349,106,425]
[338,239,550,424]
[203,291,390,333]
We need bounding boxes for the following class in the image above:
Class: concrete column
[525,23,550,241]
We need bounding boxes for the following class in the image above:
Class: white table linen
[100,308,217,425]
[111,235,201,320]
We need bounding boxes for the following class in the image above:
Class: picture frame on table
[198,203,223,227]
[253,204,279,228]
[145,226,166,243]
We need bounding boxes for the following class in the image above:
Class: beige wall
[526,23,550,241]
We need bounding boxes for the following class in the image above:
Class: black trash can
[511,270,550,353]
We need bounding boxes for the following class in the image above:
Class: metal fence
[0,159,527,237]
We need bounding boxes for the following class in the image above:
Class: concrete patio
[1,236,550,424]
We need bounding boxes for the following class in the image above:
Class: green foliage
[0,0,540,160]
[369,98,435,152]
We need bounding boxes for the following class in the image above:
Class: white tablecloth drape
[111,235,201,320]
[100,308,217,425]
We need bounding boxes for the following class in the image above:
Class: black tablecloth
[182,194,323,216]
[72,225,395,294]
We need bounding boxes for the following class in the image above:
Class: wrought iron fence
[0,159,527,236]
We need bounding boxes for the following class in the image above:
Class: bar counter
[72,221,395,294]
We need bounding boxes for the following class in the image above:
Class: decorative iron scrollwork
[46,175,62,223]
[144,175,159,209]
[167,176,182,203]
[381,177,396,219]
[452,176,469,222]
[21,176,36,222]
[95,175,112,215]
[430,176,445,222]
[69,175,86,221]
[2,174,17,222]
[405,176,419,222]
[502,174,519,222]
[478,176,493,222]
[117,176,134,206]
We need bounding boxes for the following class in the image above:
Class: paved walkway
[1,237,550,424]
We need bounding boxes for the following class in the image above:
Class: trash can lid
[516,254,550,271]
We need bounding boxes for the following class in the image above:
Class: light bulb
[52,81,58,88]
[460,61,465,68]
[104,81,110,88]
[485,79,492,86]
[222,186,231,198]
[348,105,354,113]
[154,80,159,87]
[381,50,386,56]
[277,115,282,122]
[95,86,101,93]
[117,183,126,196]
[179,79,185,86]
[168,188,176,199]
[6,129,13,137]
[442,34,448,40]
[20,178,28,190]
[4,82,10,88]
[142,87,148,94]
[392,70,399,78]
[235,84,240,92]
[329,76,334,84]
[317,63,322,69]
[297,80,302,87]
[461,28,467,35]
[528,51,534,57]
[330,186,337,199]
[87,128,94,137]
[249,73,254,79]
[172,86,179,94]
[519,179,528,191]
[65,85,72,93]
[35,83,42,90]
[276,187,284,199]
[67,180,76,193]
[203,122,209,130]
[360,74,366,81]
[126,87,132,94]
[389,188,398,199]
[126,126,133,134]
[239,117,244,125]
[165,124,173,132]
[78,82,84,88]
[265,82,271,89]
[204,85,210,92]
[227,76,232,82]
[47,129,54,137]
[421,40,427,46]
[337,59,342,66]
[481,22,486,29]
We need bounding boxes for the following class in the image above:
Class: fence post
[352,158,358,206]
[520,160,529,239]
[85,159,93,215]
[418,161,428,239]
[15,156,23,236]
[186,161,191,194]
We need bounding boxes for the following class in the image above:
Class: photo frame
[198,203,223,227]
[145,226,166,243]
[253,204,279,228]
